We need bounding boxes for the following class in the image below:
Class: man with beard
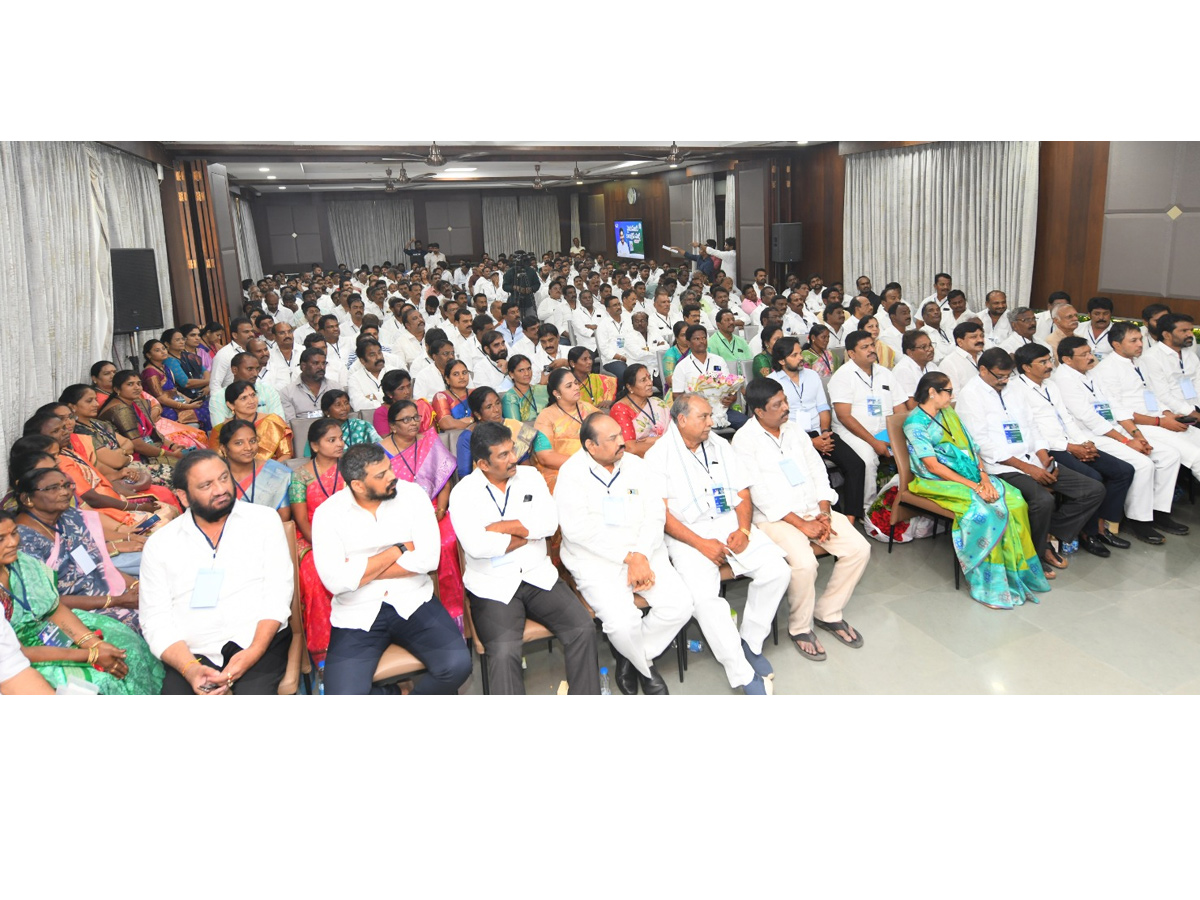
[472,329,514,392]
[139,451,294,695]
[312,444,472,695]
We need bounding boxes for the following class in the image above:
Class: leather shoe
[611,651,640,695]
[638,666,669,695]
[1154,513,1190,535]
[1096,530,1130,549]
[1078,533,1110,558]
[1128,522,1166,545]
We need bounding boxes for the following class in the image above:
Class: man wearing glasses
[1000,307,1039,354]
[957,348,1106,576]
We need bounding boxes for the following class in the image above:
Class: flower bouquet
[691,372,745,426]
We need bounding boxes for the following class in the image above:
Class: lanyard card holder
[1143,390,1160,413]
[602,496,626,526]
[70,545,98,575]
[866,396,882,417]
[779,457,806,486]
[1001,421,1024,444]
[1093,401,1114,423]
[711,486,730,514]
[191,568,225,609]
[1181,378,1198,401]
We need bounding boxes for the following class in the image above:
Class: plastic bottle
[599,667,611,695]
[687,640,703,653]
[316,660,325,695]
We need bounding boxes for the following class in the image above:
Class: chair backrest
[438,429,457,457]
[289,416,316,458]
[655,347,668,379]
[735,358,757,382]
[355,408,377,422]
[744,322,761,344]
[831,347,846,368]
[886,412,914,491]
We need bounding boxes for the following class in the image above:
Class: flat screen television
[614,220,645,260]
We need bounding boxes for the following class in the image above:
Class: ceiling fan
[624,141,693,168]
[377,164,434,191]
[382,141,492,169]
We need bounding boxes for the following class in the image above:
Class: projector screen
[614,220,645,260]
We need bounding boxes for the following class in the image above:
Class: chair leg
[546,638,553,654]
[771,609,779,646]
[676,629,686,683]
[480,654,490,695]
[681,620,689,676]
[888,523,895,553]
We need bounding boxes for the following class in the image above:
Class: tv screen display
[614,220,645,260]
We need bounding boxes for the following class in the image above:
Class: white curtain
[569,193,581,249]
[0,141,175,484]
[724,173,736,244]
[482,196,521,257]
[518,195,561,257]
[233,193,263,282]
[692,174,718,246]
[843,141,1040,313]
[327,197,415,267]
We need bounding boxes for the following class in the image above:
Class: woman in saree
[99,369,186,477]
[532,367,600,493]
[301,390,373,457]
[141,338,208,429]
[161,328,212,429]
[379,399,465,630]
[431,359,474,434]
[288,418,344,663]
[568,345,616,410]
[209,380,293,461]
[0,510,163,694]
[858,315,896,369]
[801,323,840,378]
[61,384,182,510]
[218,418,293,522]
[609,364,665,458]
[903,371,1051,609]
[502,354,549,422]
[14,467,144,631]
[661,321,689,387]
[372,369,432,437]
[196,321,224,370]
[456,387,536,478]
[92,359,208,451]
[752,324,782,379]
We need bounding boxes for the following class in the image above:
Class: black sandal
[790,631,827,661]
[815,619,864,649]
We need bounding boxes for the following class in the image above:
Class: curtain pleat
[233,194,263,282]
[724,173,736,243]
[692,174,717,245]
[518,195,561,257]
[482,196,521,257]
[843,141,1039,313]
[327,197,415,267]
[569,193,581,248]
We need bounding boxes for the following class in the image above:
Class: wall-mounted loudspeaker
[111,249,164,334]
[771,222,804,263]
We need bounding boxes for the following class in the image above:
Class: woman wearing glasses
[902,372,1050,610]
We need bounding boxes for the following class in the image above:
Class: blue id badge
[190,569,224,609]
[1001,421,1024,444]
[1182,379,1197,401]
[711,486,730,513]
[1093,401,1114,423]
[866,396,882,417]
[603,496,626,526]
[1143,390,1159,412]
[779,457,806,486]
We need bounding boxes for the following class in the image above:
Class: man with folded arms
[940,320,985,392]
[1012,343,1134,557]
[1051,336,1183,545]
[449,422,599,695]
[557,413,692,694]
[827,330,895,511]
[891,330,941,413]
[645,393,788,695]
[312,444,471,695]
[957,349,1105,576]
[919,301,954,364]
[733,379,870,663]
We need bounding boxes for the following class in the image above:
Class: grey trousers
[996,467,1106,553]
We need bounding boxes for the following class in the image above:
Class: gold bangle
[103,595,113,609]
[78,633,100,648]
[181,657,202,676]
[87,646,100,666]
[739,527,751,537]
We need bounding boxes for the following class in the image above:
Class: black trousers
[808,430,867,518]
[468,580,600,695]
[997,467,1106,553]
[161,626,292,695]
[1049,448,1135,534]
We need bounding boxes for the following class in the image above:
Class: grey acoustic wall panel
[585,193,606,250]
[426,199,473,257]
[669,181,692,251]
[1099,142,1200,300]
[738,163,766,278]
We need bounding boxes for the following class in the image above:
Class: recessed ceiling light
[444,167,477,172]
[278,186,286,190]
[630,171,639,175]
[795,141,808,145]
[258,167,271,172]
[267,175,277,180]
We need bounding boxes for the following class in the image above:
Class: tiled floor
[459,493,1200,695]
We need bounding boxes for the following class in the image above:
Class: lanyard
[194,515,228,561]
[581,378,601,404]
[2,568,30,613]
[589,467,622,492]
[691,355,711,376]
[1088,325,1111,348]
[234,463,259,503]
[514,387,538,416]
[394,437,419,479]
[485,483,511,517]
[938,328,949,341]
[23,510,62,537]
[1021,376,1065,427]
[561,402,585,425]
[689,442,712,474]
[635,400,657,425]
[1133,364,1146,385]
[761,429,785,454]
[854,368,874,391]
[313,459,341,499]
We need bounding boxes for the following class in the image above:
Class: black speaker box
[112,248,164,334]
[771,222,804,263]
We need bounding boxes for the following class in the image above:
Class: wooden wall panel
[1031,141,1200,319]
[787,143,845,288]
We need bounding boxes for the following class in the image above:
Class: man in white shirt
[646,290,676,349]
[317,315,354,371]
[1012,343,1135,556]
[1053,335,1184,544]
[449,422,599,694]
[423,243,447,271]
[452,260,472,289]
[944,290,979,331]
[392,308,427,370]
[1140,303,1172,350]
[208,316,256,397]
[267,322,300,391]
[645,395,787,695]
[1000,307,1038,355]
[448,308,482,369]
[671,325,743,428]
[536,282,571,336]
[1095,321,1200,486]
[823,304,850,350]
[957,349,1105,573]
[827,330,895,510]
[733,378,871,661]
[877,300,911,357]
[496,300,523,348]
[596,295,631,379]
[571,291,603,352]
[1140,312,1200,419]
[891,330,942,413]
[300,337,347,390]
[140,452,293,694]
[940,321,986,392]
[411,338,457,403]
[622,312,661,378]
[782,290,818,340]
[1080,296,1117,363]
[312,444,471,694]
[472,331,514,394]
[557,413,693,694]
[379,297,411,351]
[922,273,953,314]
[705,236,738,286]
[980,291,1013,347]
[293,302,322,347]
[1043,303,1081,363]
[510,319,548,373]
[347,339,392,411]
[1035,292,1070,341]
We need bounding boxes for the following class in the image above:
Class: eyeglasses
[31,482,73,493]
[985,368,1012,383]
[393,416,421,425]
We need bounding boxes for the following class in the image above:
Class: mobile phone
[134,514,161,535]
[1047,460,1058,472]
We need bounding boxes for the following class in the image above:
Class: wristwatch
[394,542,407,555]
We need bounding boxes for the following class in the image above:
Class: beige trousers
[757,511,871,635]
